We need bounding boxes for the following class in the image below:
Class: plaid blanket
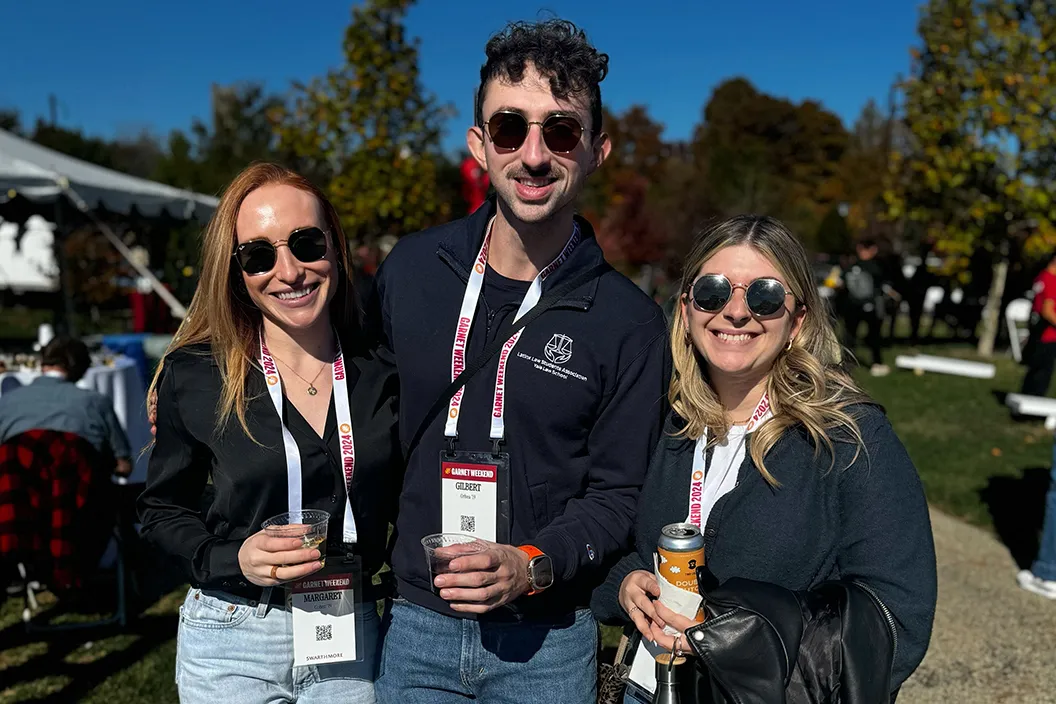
[0,429,112,590]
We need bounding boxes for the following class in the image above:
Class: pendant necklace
[273,355,328,396]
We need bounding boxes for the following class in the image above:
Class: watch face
[530,555,555,590]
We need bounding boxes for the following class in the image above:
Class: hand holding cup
[240,509,329,587]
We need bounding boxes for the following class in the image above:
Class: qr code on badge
[315,624,332,642]
[460,515,475,532]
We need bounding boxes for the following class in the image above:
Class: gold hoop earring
[786,338,794,352]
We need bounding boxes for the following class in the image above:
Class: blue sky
[2,0,924,153]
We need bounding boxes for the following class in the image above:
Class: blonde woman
[593,215,936,702]
[137,163,400,703]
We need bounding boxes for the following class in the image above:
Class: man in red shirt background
[460,154,490,212]
[1021,252,1056,396]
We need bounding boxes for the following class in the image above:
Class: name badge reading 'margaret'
[290,561,361,668]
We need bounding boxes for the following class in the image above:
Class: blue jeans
[175,587,378,703]
[375,598,598,703]
[1033,442,1056,581]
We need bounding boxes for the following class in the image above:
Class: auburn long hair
[148,162,359,439]
[669,215,871,485]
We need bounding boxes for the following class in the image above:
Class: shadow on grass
[979,467,1050,569]
[0,597,177,704]
[0,539,186,704]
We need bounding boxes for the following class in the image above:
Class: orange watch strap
[518,545,545,595]
[517,545,544,560]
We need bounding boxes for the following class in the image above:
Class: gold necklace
[272,354,328,396]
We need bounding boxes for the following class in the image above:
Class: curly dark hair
[475,19,609,135]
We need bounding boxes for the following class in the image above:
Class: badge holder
[288,551,364,667]
[440,437,511,544]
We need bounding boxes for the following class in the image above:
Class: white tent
[0,215,58,292]
[0,128,220,317]
[0,127,217,220]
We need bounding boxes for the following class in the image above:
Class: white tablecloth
[0,357,153,483]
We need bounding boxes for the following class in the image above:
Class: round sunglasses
[483,111,585,154]
[690,274,795,317]
[232,226,330,276]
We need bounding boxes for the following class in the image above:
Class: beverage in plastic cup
[421,533,486,596]
[262,509,330,567]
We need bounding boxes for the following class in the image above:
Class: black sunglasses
[232,227,330,276]
[483,111,585,154]
[690,274,795,317]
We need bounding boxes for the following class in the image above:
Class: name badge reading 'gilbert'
[441,458,502,542]
[290,560,362,667]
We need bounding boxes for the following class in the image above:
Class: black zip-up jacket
[592,405,937,689]
[366,199,671,620]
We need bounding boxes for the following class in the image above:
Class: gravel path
[899,508,1056,703]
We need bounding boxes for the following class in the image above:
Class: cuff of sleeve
[530,531,577,584]
[196,539,250,590]
[590,552,648,624]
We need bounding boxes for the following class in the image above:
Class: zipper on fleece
[852,580,898,661]
[436,246,592,313]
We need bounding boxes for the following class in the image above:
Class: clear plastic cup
[262,509,330,567]
[421,533,487,595]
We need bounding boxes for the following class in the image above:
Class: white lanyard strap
[445,219,581,441]
[259,331,358,543]
[330,343,358,543]
[686,393,772,529]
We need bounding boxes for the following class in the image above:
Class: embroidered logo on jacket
[544,334,573,364]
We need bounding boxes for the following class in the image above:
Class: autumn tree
[835,100,894,238]
[275,0,453,243]
[693,78,849,246]
[586,105,674,269]
[886,0,1056,355]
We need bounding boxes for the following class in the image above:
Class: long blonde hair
[670,215,871,485]
[148,162,359,439]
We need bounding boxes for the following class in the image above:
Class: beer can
[657,522,705,594]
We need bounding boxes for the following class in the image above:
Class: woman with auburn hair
[593,215,937,702]
[138,163,400,703]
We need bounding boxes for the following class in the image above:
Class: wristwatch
[517,545,554,595]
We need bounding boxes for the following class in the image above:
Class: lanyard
[259,331,358,543]
[445,218,581,441]
[686,393,772,529]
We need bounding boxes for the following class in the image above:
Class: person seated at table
[0,336,133,477]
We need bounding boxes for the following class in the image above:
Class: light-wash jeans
[375,598,598,704]
[1032,442,1056,581]
[175,587,378,703]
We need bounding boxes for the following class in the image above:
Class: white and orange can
[657,522,705,595]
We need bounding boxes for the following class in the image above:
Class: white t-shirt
[692,424,750,527]
[626,419,763,696]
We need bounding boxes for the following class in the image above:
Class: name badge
[290,558,362,667]
[440,450,511,543]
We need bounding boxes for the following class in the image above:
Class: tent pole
[52,195,78,337]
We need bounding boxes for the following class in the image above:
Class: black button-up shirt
[137,342,401,600]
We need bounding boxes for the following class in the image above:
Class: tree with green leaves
[154,82,293,195]
[0,109,21,134]
[886,0,1056,355]
[275,0,453,243]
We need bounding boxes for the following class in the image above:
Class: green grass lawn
[2,331,1051,701]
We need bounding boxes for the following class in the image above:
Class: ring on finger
[628,604,641,615]
[270,564,279,580]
